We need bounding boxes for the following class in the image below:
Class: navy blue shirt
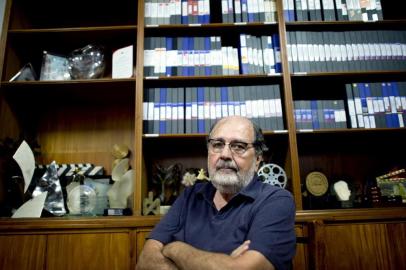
[149,177,296,270]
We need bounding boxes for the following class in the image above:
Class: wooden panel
[311,221,406,270]
[0,234,46,270]
[47,232,130,270]
[293,224,308,270]
[293,243,308,270]
[135,228,152,262]
[37,102,134,175]
[386,222,406,268]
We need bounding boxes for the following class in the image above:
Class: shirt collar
[239,175,261,199]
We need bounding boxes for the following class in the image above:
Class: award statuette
[67,184,97,215]
[305,171,329,197]
[304,171,330,209]
[66,171,96,215]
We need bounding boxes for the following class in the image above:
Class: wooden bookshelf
[0,0,406,269]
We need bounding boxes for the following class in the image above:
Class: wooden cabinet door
[293,242,308,270]
[46,232,130,270]
[311,221,406,270]
[135,228,152,264]
[0,234,46,270]
[293,224,308,270]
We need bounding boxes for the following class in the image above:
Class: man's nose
[219,144,233,158]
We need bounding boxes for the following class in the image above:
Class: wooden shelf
[1,1,406,269]
[296,207,406,222]
[1,207,404,232]
[0,215,160,232]
[1,79,136,104]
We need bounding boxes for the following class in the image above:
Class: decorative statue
[333,180,351,201]
[152,163,182,205]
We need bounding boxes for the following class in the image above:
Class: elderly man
[136,116,296,270]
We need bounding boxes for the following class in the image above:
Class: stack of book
[144,34,281,76]
[284,0,383,22]
[144,0,211,25]
[240,34,281,74]
[144,36,237,76]
[286,30,406,73]
[345,81,406,129]
[143,85,284,134]
[222,0,278,23]
[293,100,347,130]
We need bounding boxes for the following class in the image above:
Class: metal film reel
[257,163,288,188]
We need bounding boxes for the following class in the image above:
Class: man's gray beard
[210,160,257,195]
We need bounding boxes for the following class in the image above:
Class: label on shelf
[267,73,282,76]
[144,134,159,137]
[104,208,132,216]
[293,72,308,75]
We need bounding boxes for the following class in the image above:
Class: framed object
[112,45,133,79]
[306,171,329,196]
[9,63,37,81]
[39,51,71,81]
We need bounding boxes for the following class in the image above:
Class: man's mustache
[216,160,238,171]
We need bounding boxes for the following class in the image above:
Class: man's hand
[230,240,251,258]
[136,239,179,270]
[162,241,274,270]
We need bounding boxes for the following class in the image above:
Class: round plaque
[305,171,329,196]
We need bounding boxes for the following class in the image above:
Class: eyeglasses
[207,138,256,155]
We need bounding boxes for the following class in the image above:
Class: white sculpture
[333,180,351,201]
[107,169,134,208]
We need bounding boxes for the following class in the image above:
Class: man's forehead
[211,117,254,140]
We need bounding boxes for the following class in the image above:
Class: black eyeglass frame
[207,138,257,155]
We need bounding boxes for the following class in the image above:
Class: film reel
[257,163,288,188]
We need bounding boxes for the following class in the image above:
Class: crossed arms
[136,239,275,270]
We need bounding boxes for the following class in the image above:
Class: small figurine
[181,168,209,187]
[333,180,351,201]
[182,172,197,187]
[196,169,210,181]
[143,191,160,215]
[107,144,133,209]
[152,163,182,205]
[333,180,353,208]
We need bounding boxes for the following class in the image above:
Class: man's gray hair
[208,117,269,156]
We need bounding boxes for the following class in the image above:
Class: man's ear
[255,155,263,170]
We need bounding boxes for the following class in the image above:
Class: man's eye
[212,141,225,148]
[231,143,247,151]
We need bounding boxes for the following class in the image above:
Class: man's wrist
[162,241,182,259]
